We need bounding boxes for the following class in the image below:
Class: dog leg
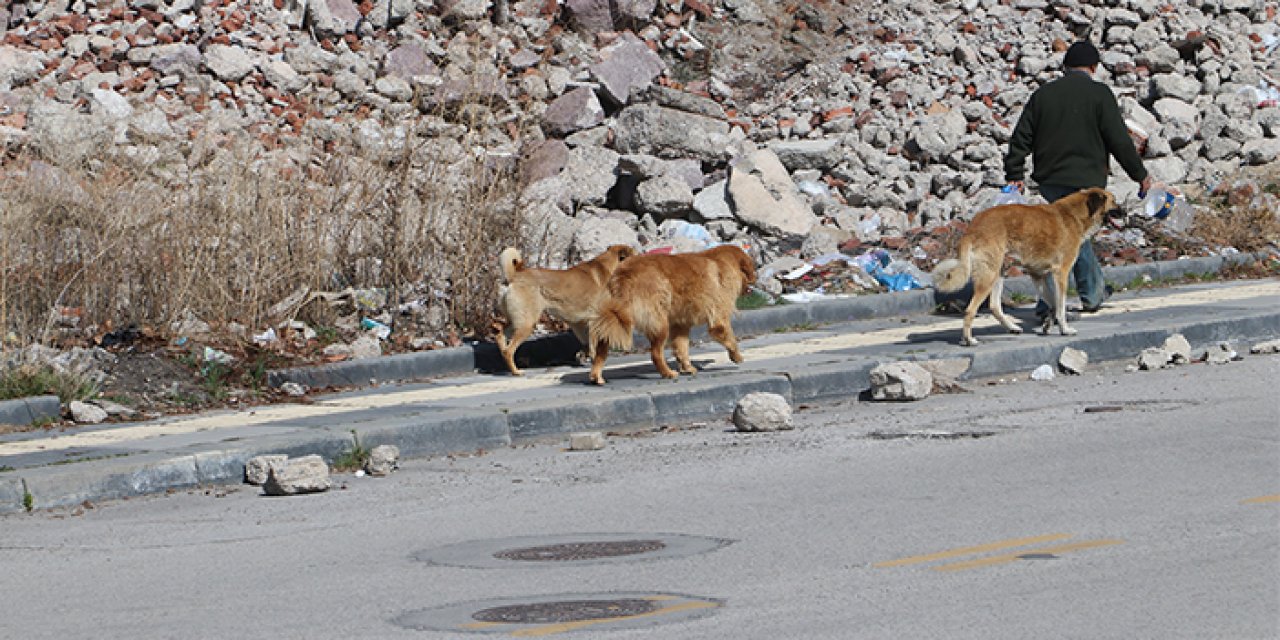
[498,322,534,376]
[1053,266,1077,336]
[988,277,1022,335]
[708,319,744,363]
[570,323,592,365]
[646,328,679,379]
[1032,275,1055,335]
[671,325,696,375]
[960,271,996,346]
[589,338,609,385]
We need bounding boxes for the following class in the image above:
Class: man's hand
[1138,175,1154,198]
[1008,181,1025,193]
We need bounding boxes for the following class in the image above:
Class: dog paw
[960,337,979,347]
[729,352,744,364]
[1006,326,1023,335]
[1060,326,1078,336]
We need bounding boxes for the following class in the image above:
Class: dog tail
[590,303,634,351]
[931,250,971,293]
[498,247,523,284]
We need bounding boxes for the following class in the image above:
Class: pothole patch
[414,532,733,569]
[393,592,722,635]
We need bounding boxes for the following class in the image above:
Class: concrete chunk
[732,392,793,432]
[245,454,289,485]
[364,445,400,476]
[870,362,933,401]
[1058,347,1088,375]
[569,431,607,451]
[262,455,331,495]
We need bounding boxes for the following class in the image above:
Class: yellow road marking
[874,533,1073,568]
[4,280,1277,456]
[1241,494,1280,504]
[932,539,1124,572]
[509,600,719,637]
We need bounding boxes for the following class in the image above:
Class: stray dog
[588,244,757,385]
[496,244,636,376]
[931,187,1124,346]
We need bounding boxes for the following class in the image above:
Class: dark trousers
[1033,184,1107,315]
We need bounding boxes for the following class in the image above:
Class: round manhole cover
[393,592,722,635]
[493,539,666,562]
[415,533,732,568]
[473,598,658,624]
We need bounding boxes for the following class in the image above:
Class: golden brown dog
[588,244,757,385]
[931,187,1124,346]
[496,244,636,375]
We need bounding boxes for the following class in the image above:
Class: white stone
[1203,342,1237,365]
[869,362,933,401]
[280,382,308,397]
[732,392,794,432]
[262,455,331,495]
[245,454,289,485]
[1249,339,1280,355]
[1030,364,1056,381]
[1162,334,1192,364]
[569,431,607,450]
[1138,347,1172,370]
[1058,347,1088,375]
[69,400,108,424]
[364,444,400,476]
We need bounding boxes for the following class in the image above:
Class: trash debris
[203,346,235,366]
[361,318,392,340]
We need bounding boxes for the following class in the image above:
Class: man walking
[1004,40,1153,317]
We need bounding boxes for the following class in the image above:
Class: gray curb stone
[648,374,791,424]
[506,395,654,441]
[0,477,26,513]
[787,360,878,402]
[353,409,513,457]
[19,452,201,511]
[0,395,61,428]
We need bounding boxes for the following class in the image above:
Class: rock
[634,174,694,218]
[364,444,400,476]
[203,44,255,82]
[1203,342,1237,365]
[245,454,289,485]
[0,46,43,90]
[69,400,109,424]
[308,0,362,36]
[1138,347,1172,370]
[870,362,933,401]
[441,0,490,21]
[732,392,794,432]
[92,399,138,419]
[1030,364,1056,381]
[768,139,843,171]
[612,104,732,162]
[728,148,817,240]
[542,86,605,136]
[262,455,331,495]
[89,89,132,120]
[566,0,614,32]
[569,431,607,450]
[565,144,620,207]
[1162,334,1192,364]
[590,33,666,106]
[280,382,308,397]
[383,42,438,81]
[1249,339,1280,355]
[915,358,971,389]
[693,178,734,220]
[572,214,639,258]
[1241,139,1280,166]
[350,335,383,359]
[520,139,570,186]
[1058,347,1088,374]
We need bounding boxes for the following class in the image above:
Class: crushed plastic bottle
[1139,184,1194,232]
[988,184,1027,209]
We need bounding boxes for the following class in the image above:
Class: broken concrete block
[1138,347,1172,370]
[245,454,289,485]
[870,362,933,401]
[1249,339,1280,354]
[262,455,331,495]
[69,401,108,424]
[1203,342,1237,365]
[1058,347,1088,375]
[364,445,400,476]
[1162,334,1192,364]
[569,431,607,450]
[1030,364,1056,381]
[732,392,794,432]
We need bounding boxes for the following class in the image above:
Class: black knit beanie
[1063,41,1100,68]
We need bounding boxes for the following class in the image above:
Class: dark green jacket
[1003,69,1148,189]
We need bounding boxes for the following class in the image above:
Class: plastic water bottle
[990,184,1027,208]
[1139,185,1195,232]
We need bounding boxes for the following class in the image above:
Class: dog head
[1083,187,1126,229]
[600,244,637,267]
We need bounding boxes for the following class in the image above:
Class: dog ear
[1086,189,1108,216]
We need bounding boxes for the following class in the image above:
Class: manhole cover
[473,598,658,624]
[493,539,666,562]
[415,533,731,568]
[393,592,722,635]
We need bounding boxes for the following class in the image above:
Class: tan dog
[496,244,636,376]
[931,187,1124,346]
[588,245,757,385]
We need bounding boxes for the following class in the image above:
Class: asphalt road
[2,354,1277,639]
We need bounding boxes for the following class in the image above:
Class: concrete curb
[0,395,61,429]
[265,254,1269,390]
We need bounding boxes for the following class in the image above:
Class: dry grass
[0,108,525,352]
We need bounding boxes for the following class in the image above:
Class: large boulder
[590,33,666,106]
[727,148,817,240]
[612,104,732,162]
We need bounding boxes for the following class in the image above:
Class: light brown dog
[588,244,757,385]
[496,244,636,376]
[931,187,1124,346]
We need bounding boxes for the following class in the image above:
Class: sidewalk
[1,254,1277,513]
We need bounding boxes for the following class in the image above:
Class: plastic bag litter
[852,249,928,292]
[658,219,716,251]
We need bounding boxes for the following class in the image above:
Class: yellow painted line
[509,600,719,637]
[874,533,1073,568]
[932,539,1124,572]
[1241,494,1280,504]
[4,280,1277,456]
